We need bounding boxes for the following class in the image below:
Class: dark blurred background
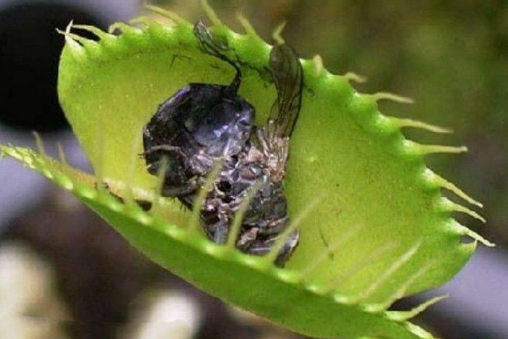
[0,0,506,338]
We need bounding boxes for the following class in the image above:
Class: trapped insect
[142,21,303,266]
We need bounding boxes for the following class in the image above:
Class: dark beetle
[142,21,303,266]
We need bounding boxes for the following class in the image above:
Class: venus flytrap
[0,3,493,339]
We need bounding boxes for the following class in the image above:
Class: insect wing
[266,44,303,139]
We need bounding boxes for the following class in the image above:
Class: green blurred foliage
[153,0,508,245]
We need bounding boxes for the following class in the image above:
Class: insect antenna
[193,20,242,92]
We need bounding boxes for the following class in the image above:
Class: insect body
[142,21,303,266]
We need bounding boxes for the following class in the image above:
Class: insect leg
[94,182,153,211]
[273,229,299,266]
[142,144,203,198]
[141,144,186,158]
[142,144,187,174]
[213,218,230,244]
[162,177,200,198]
[193,20,242,92]
[245,229,299,267]
[236,227,259,251]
